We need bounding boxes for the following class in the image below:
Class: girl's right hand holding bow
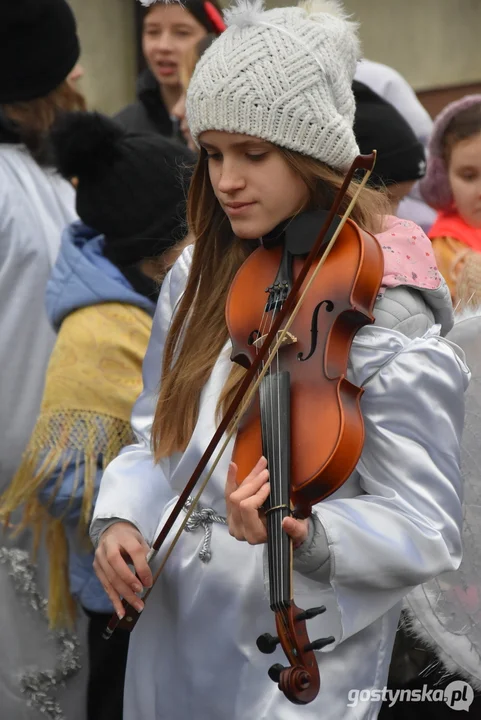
[94,522,153,619]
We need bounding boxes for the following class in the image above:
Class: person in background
[0,111,195,720]
[171,32,217,150]
[0,3,88,716]
[116,0,225,138]
[354,80,426,212]
[355,59,433,147]
[419,96,481,308]
[355,57,436,232]
[0,0,84,498]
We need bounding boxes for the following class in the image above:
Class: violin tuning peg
[256,633,280,654]
[268,663,287,684]
[295,605,326,622]
[304,636,336,652]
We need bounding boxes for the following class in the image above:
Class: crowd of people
[1,0,481,719]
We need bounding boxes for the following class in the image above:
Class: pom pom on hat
[51,112,125,180]
[224,0,266,28]
[301,0,354,22]
[224,0,352,28]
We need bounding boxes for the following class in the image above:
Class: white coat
[0,144,77,491]
[0,143,87,720]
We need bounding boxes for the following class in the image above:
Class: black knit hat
[0,0,80,103]
[142,0,225,35]
[353,80,426,188]
[50,112,196,266]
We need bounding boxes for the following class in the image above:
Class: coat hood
[46,220,156,330]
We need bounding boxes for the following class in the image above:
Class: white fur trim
[403,595,481,690]
[453,305,481,323]
[300,0,360,59]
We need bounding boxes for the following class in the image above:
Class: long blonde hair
[152,148,389,460]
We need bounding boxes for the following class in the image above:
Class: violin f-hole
[297,300,334,363]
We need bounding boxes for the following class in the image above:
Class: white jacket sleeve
[312,326,469,645]
[90,247,193,546]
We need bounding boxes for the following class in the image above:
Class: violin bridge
[253,331,297,350]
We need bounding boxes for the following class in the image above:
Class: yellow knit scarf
[0,302,152,628]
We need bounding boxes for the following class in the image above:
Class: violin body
[227,218,384,516]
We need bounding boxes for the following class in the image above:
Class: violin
[103,153,383,706]
[227,213,383,703]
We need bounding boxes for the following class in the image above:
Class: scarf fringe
[0,410,135,628]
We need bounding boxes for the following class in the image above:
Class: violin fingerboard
[260,371,292,611]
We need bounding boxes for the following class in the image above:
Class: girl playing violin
[92,2,469,718]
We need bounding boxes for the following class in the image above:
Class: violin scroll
[257,602,334,704]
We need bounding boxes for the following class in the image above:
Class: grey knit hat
[186,0,361,171]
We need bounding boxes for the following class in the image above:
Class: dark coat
[115,69,174,138]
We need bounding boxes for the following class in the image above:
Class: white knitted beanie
[186,0,361,171]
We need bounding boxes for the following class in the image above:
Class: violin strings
[257,303,278,606]
[266,302,279,609]
[275,302,284,611]
[268,303,278,609]
[261,287,291,613]
[257,289,283,611]
[277,298,286,610]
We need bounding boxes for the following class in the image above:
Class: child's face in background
[449,131,481,228]
[143,4,206,88]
